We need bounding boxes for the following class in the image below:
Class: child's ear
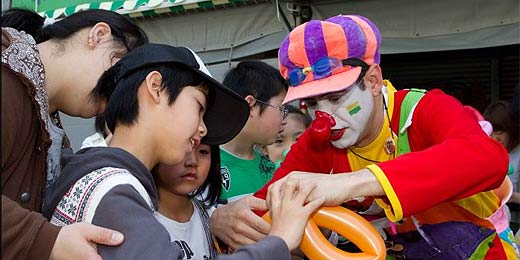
[144,71,163,103]
[244,95,256,117]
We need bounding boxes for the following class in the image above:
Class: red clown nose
[309,111,336,151]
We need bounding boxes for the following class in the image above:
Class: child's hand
[266,179,325,250]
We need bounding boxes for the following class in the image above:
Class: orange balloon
[263,206,386,260]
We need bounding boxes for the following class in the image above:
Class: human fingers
[239,207,270,236]
[230,219,268,245]
[282,180,298,204]
[267,180,283,212]
[79,222,124,246]
[245,196,269,212]
[50,224,105,260]
[302,196,325,217]
[265,176,289,208]
[293,180,316,205]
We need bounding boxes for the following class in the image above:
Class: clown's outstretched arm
[267,169,384,207]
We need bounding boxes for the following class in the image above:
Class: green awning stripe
[169,5,185,12]
[198,1,215,8]
[111,1,125,11]
[64,6,76,16]
[90,3,101,9]
[141,10,156,16]
[43,0,252,19]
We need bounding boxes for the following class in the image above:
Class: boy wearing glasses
[217,60,288,205]
[213,15,518,259]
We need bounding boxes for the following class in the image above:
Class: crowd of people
[2,7,519,260]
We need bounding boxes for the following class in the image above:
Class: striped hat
[279,15,381,104]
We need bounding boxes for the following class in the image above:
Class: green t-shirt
[219,148,275,203]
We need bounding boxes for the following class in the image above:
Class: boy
[219,61,288,203]
[42,44,323,259]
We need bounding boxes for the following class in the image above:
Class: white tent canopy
[136,0,520,64]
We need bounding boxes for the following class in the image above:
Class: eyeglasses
[256,99,289,119]
[287,57,369,87]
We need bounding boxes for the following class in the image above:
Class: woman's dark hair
[191,144,222,206]
[2,8,148,51]
[2,8,44,37]
[223,60,288,114]
[286,104,312,127]
[102,64,204,133]
[484,100,519,151]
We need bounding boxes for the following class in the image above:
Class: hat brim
[282,67,362,104]
[192,70,249,145]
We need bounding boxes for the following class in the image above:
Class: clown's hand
[276,169,385,207]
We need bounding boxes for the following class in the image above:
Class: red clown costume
[254,15,518,259]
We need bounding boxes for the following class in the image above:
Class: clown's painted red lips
[330,128,346,141]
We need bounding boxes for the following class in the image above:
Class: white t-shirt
[81,132,108,149]
[155,202,213,260]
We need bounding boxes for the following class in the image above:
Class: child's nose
[185,152,198,167]
[199,121,208,138]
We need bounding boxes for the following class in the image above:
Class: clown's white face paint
[305,84,374,149]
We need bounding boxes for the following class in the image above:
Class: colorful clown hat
[279,15,381,104]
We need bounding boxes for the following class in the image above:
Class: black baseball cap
[114,43,248,145]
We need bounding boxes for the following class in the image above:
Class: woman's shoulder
[2,27,42,83]
[2,28,12,52]
[2,27,37,54]
[2,27,47,118]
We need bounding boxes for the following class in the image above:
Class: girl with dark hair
[152,143,222,259]
[2,8,148,260]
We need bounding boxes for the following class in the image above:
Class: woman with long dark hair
[2,8,147,260]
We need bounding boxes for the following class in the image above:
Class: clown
[211,15,519,259]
